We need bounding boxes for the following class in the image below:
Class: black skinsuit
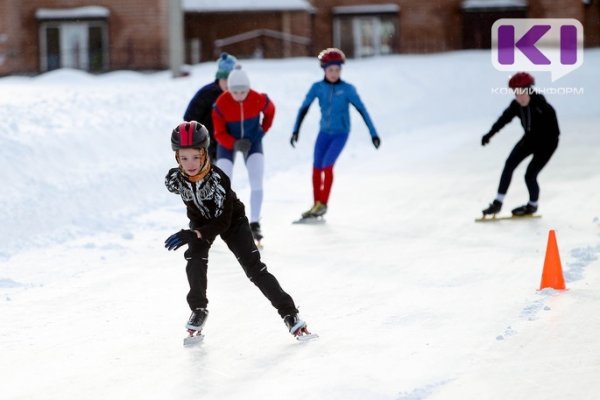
[487,93,560,202]
[165,166,298,318]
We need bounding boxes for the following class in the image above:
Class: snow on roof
[183,0,314,12]
[333,4,400,15]
[35,6,110,20]
[461,0,527,10]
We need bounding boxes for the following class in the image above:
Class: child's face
[231,88,249,102]
[178,148,205,176]
[324,65,341,83]
[514,88,531,106]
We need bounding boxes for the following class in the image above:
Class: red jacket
[212,90,275,150]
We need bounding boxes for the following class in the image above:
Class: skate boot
[301,203,318,218]
[312,202,327,217]
[283,313,319,341]
[283,313,307,336]
[512,203,538,216]
[186,307,209,331]
[250,222,263,241]
[301,201,327,218]
[482,200,502,216]
[184,308,208,346]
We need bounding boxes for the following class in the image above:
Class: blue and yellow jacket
[292,79,378,137]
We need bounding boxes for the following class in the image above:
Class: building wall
[101,0,169,70]
[397,0,464,52]
[530,0,600,48]
[309,0,599,54]
[583,1,600,47]
[184,10,312,62]
[529,0,583,19]
[0,0,21,75]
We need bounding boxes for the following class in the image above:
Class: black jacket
[183,80,223,157]
[165,165,245,241]
[489,93,560,149]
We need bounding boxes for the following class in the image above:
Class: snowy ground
[1,50,600,400]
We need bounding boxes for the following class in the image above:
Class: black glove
[165,229,197,251]
[372,136,381,149]
[233,138,251,154]
[481,132,494,146]
[290,132,299,148]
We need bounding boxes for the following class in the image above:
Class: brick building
[311,0,600,55]
[0,0,598,75]
[0,0,173,75]
[184,0,314,61]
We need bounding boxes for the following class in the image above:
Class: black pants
[184,216,298,318]
[497,138,558,202]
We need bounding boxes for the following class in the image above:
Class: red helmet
[171,121,210,151]
[508,72,535,89]
[318,48,346,68]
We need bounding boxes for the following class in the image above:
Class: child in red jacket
[212,65,275,244]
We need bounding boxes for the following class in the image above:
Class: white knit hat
[227,65,250,91]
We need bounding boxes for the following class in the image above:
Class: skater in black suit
[481,72,560,217]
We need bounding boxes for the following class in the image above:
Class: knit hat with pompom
[216,52,238,80]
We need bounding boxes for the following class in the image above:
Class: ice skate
[186,307,209,331]
[476,201,541,222]
[184,308,208,346]
[512,203,538,216]
[250,222,263,248]
[283,313,319,341]
[481,200,502,217]
[294,202,327,224]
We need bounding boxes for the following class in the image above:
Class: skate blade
[475,214,542,222]
[183,333,204,347]
[293,216,326,225]
[296,332,319,341]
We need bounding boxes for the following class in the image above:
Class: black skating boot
[482,200,502,216]
[250,222,263,241]
[283,313,307,336]
[186,308,209,331]
[512,203,538,216]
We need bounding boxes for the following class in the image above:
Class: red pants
[312,166,334,204]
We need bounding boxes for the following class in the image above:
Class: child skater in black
[164,121,312,340]
[481,72,560,217]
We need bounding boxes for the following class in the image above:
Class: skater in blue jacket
[290,48,381,219]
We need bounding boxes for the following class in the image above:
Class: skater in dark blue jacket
[183,52,237,160]
[290,48,381,219]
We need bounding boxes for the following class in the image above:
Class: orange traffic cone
[539,229,566,290]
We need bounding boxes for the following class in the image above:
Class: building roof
[183,0,314,12]
[35,6,110,20]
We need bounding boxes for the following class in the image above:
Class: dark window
[88,26,105,72]
[46,27,60,70]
